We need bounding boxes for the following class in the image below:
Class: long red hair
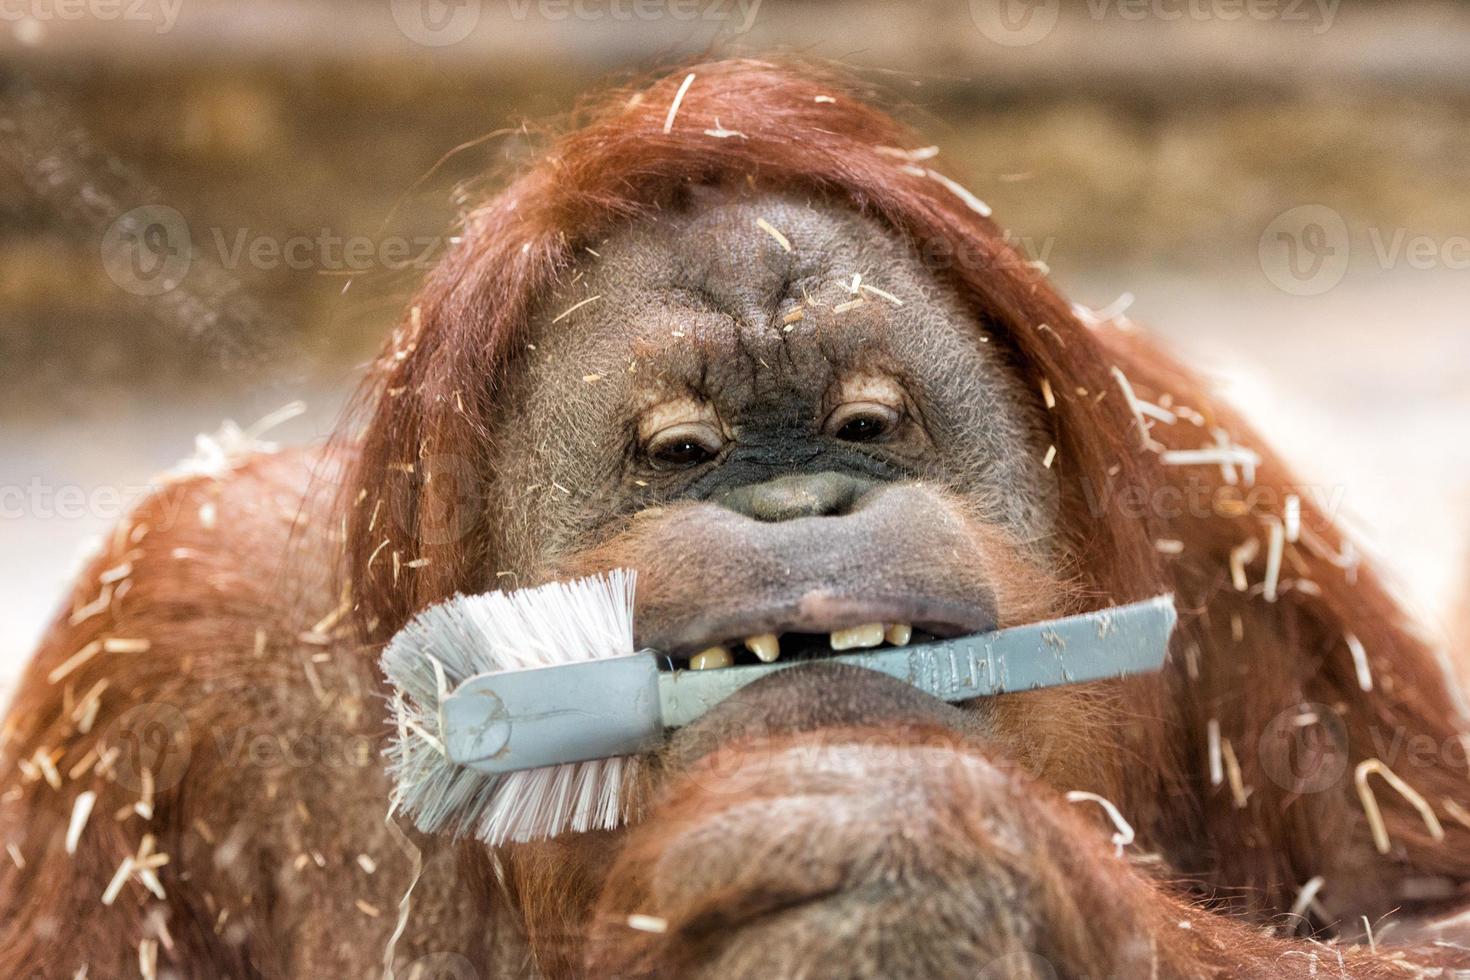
[344,58,1470,917]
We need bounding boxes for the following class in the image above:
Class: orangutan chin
[3,60,1470,979]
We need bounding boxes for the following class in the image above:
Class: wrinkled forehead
[516,188,985,406]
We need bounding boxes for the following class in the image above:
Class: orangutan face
[478,186,1114,976]
[486,185,1062,652]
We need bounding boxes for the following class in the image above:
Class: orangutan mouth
[650,592,995,669]
[671,625,939,670]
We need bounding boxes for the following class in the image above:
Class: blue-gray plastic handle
[443,595,1176,774]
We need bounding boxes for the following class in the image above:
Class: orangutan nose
[717,472,877,522]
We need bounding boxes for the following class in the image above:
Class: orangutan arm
[0,455,451,979]
[586,727,1470,979]
[990,773,1470,979]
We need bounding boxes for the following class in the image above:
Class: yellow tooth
[689,646,733,670]
[744,633,780,663]
[829,623,884,651]
[884,623,913,647]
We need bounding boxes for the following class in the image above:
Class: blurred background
[2,0,1467,695]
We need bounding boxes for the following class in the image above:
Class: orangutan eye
[645,422,724,469]
[825,402,900,443]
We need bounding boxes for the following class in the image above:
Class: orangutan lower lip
[644,591,996,662]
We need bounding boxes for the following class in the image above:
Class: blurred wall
[1,0,1468,684]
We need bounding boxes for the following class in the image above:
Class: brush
[381,569,1176,846]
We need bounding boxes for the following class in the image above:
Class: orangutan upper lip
[644,591,996,662]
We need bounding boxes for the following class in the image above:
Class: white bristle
[381,570,638,845]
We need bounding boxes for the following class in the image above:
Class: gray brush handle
[443,595,1176,774]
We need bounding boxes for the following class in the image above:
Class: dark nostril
[718,472,875,522]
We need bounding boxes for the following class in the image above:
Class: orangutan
[3,60,1468,978]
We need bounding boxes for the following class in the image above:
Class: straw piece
[551,295,602,324]
[1110,367,1157,451]
[858,283,904,306]
[1207,719,1223,787]
[1230,538,1259,592]
[755,218,792,253]
[925,168,992,217]
[1221,738,1249,808]
[139,938,158,980]
[875,145,939,162]
[101,856,135,905]
[1262,518,1285,603]
[1065,791,1135,856]
[627,913,669,933]
[49,641,102,684]
[662,73,695,134]
[1288,875,1326,925]
[703,118,746,139]
[1442,799,1470,830]
[66,791,97,855]
[1344,632,1373,692]
[1355,759,1444,854]
[69,585,113,627]
[1159,447,1261,470]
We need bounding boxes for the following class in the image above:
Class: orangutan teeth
[829,623,885,651]
[681,624,919,670]
[744,634,780,662]
[689,646,733,670]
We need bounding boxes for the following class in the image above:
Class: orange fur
[2,58,1468,977]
